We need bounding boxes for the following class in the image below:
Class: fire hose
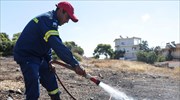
[50,60,101,100]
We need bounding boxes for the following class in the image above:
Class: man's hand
[74,65,86,76]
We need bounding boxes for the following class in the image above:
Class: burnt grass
[0,57,179,100]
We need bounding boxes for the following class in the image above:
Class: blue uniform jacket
[14,10,79,67]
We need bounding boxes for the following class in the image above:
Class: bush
[113,50,125,59]
[0,41,14,56]
[136,51,158,64]
[146,51,157,64]
[73,53,82,61]
[52,50,58,60]
[52,51,82,62]
[166,53,173,61]
[136,51,147,62]
[157,55,166,62]
[64,41,84,56]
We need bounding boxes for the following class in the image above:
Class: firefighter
[13,1,86,100]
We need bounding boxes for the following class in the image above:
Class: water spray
[85,73,133,100]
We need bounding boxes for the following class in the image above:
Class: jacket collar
[53,10,60,26]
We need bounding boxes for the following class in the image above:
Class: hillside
[0,57,179,100]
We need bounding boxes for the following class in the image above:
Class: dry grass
[0,80,24,91]
[84,59,180,79]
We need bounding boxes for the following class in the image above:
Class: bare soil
[0,57,179,100]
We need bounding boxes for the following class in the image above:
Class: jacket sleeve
[47,35,79,67]
[44,49,52,62]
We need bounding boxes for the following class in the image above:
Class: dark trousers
[19,60,60,100]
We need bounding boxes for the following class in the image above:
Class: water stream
[99,82,133,100]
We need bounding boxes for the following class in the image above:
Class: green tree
[153,46,161,55]
[64,41,84,56]
[0,33,14,56]
[52,41,84,61]
[64,41,76,50]
[113,50,126,59]
[72,47,84,56]
[93,44,114,59]
[12,32,21,42]
[0,32,10,42]
[139,40,150,52]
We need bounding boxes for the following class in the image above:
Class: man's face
[57,9,70,26]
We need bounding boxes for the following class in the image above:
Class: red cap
[56,1,78,22]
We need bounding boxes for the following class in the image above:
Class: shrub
[146,51,157,64]
[157,55,166,62]
[136,51,147,62]
[52,50,58,60]
[51,50,82,62]
[166,53,173,61]
[73,53,82,61]
[136,51,158,64]
[0,41,14,56]
[113,50,125,59]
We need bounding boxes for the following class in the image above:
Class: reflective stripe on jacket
[14,10,79,67]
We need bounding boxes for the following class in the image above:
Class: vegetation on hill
[0,32,169,64]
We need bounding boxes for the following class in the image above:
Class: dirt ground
[0,57,179,100]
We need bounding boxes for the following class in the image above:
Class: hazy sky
[1,0,179,57]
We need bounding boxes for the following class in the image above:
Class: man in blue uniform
[13,1,86,100]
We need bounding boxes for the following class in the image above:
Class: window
[132,47,136,50]
[121,42,125,45]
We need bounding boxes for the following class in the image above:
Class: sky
[1,0,179,57]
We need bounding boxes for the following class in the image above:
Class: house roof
[162,43,180,50]
[114,36,141,42]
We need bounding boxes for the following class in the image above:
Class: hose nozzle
[85,74,101,85]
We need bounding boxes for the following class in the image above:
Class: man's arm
[47,35,78,67]
[47,36,86,76]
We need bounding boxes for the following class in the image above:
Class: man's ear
[59,8,66,14]
[58,8,63,13]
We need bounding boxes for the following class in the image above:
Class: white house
[114,36,141,60]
